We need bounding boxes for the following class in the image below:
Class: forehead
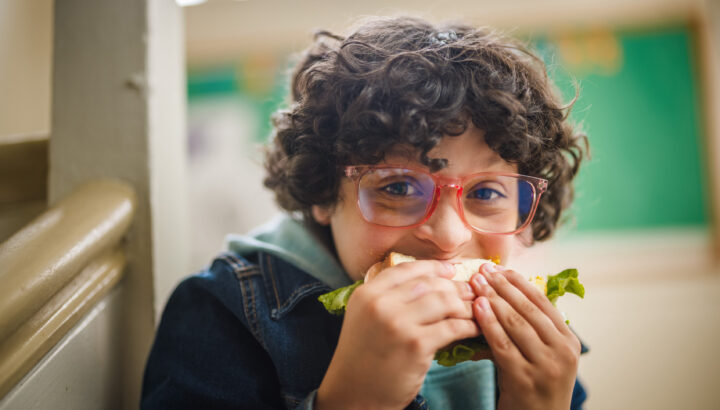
[383,127,517,176]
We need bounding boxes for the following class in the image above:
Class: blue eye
[469,187,504,200]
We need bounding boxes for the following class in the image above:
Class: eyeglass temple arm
[536,178,548,193]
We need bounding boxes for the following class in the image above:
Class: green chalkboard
[535,25,709,231]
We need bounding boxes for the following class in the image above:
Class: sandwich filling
[318,252,584,366]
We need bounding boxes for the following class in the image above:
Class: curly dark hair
[264,16,587,243]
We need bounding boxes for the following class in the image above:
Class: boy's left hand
[469,264,581,410]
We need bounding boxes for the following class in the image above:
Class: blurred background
[2,0,720,408]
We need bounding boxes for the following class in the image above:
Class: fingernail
[479,297,490,311]
[482,263,497,274]
[465,282,474,294]
[475,297,490,313]
[474,300,483,314]
[472,274,488,287]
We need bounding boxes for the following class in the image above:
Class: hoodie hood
[226,215,353,289]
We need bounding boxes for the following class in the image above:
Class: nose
[414,186,472,253]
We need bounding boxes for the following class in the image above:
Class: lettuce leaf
[434,337,489,367]
[546,268,585,306]
[317,280,363,315]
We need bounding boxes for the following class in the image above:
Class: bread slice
[385,252,418,268]
[451,258,494,282]
[366,252,549,295]
[365,252,496,283]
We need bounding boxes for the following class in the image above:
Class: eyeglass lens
[356,168,536,234]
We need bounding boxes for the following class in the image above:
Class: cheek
[331,221,405,280]
[476,235,516,265]
[329,181,410,279]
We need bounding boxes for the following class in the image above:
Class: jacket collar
[226,215,353,320]
[256,250,335,320]
[226,215,353,290]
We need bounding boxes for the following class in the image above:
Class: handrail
[0,250,126,399]
[0,180,136,340]
[0,179,136,399]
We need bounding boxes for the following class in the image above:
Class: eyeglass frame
[344,164,548,236]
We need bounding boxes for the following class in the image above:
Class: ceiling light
[176,0,207,7]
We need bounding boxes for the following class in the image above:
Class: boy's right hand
[315,260,481,410]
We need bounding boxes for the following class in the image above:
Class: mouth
[398,253,484,264]
[393,252,499,265]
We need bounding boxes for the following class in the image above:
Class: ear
[311,205,332,226]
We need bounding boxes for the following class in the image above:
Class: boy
[142,16,588,410]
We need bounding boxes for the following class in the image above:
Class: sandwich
[318,252,584,366]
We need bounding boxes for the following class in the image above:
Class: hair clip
[430,30,458,46]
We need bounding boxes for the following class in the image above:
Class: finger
[370,260,454,291]
[479,266,566,345]
[408,294,474,324]
[453,280,477,301]
[502,268,572,336]
[394,277,474,322]
[478,271,583,370]
[407,278,476,302]
[395,274,466,302]
[472,296,525,369]
[420,318,481,352]
[471,272,547,363]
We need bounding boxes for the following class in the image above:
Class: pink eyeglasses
[345,165,548,235]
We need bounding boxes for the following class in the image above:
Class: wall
[0,0,53,242]
[0,0,53,139]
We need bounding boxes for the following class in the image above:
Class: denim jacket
[141,217,587,409]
